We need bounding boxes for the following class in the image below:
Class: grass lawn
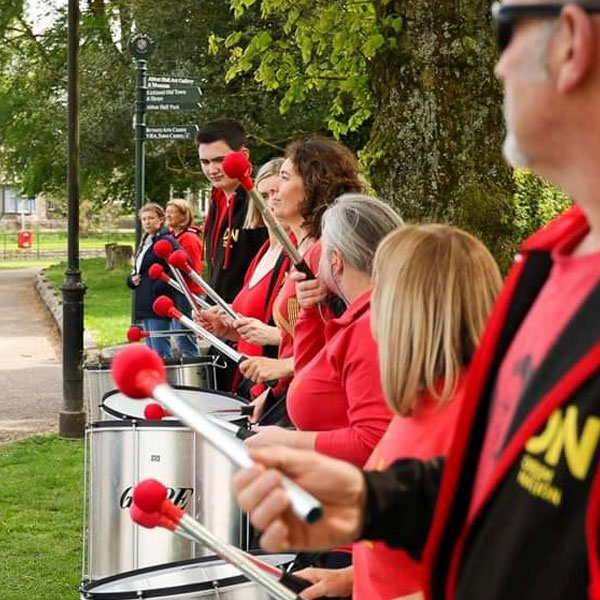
[44,258,132,348]
[0,436,84,600]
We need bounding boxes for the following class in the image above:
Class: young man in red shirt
[196,119,267,304]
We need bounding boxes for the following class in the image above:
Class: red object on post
[17,230,33,249]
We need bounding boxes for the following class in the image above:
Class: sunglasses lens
[497,20,512,52]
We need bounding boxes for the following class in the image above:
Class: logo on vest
[516,406,600,506]
[222,228,239,246]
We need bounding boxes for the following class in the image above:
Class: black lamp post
[59,0,87,439]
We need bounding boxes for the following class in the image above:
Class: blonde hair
[243,157,285,229]
[372,224,502,416]
[166,199,194,230]
[139,202,165,220]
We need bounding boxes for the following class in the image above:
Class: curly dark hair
[285,136,365,239]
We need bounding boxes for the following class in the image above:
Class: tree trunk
[105,243,133,270]
[366,0,516,269]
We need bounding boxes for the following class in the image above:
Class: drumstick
[148,263,211,310]
[144,403,255,440]
[168,249,239,321]
[129,504,197,544]
[133,479,312,598]
[221,152,314,280]
[154,240,204,315]
[111,345,323,525]
[153,295,245,364]
[127,326,193,342]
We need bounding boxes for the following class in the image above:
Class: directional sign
[148,76,196,87]
[146,103,200,112]
[146,126,199,141]
[147,86,201,104]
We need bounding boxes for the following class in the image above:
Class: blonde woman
[233,225,502,600]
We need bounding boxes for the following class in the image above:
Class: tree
[221,0,519,266]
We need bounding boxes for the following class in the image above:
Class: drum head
[81,553,295,599]
[101,387,248,422]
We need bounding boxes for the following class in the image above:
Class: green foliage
[0,0,329,213]
[513,169,572,243]
[221,0,402,136]
[0,436,83,599]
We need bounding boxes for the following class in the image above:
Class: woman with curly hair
[238,136,365,405]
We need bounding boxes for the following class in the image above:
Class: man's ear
[241,146,250,159]
[556,5,596,93]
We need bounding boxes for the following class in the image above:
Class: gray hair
[320,194,403,275]
[244,157,285,229]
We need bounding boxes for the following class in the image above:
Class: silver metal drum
[80,553,296,599]
[84,421,246,582]
[84,355,218,422]
[101,387,247,422]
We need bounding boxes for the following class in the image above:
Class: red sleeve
[178,232,204,294]
[314,324,393,466]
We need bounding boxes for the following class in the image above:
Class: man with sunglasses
[232,3,600,599]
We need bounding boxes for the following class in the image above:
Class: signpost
[127,36,202,318]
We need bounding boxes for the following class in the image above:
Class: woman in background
[127,202,177,358]
[165,198,203,357]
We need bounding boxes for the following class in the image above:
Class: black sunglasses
[491,2,600,52]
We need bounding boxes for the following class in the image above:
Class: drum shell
[84,421,244,582]
[84,356,217,422]
[80,553,296,600]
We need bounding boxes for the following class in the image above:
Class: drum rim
[80,552,292,599]
[84,356,218,370]
[102,386,248,405]
[86,420,191,430]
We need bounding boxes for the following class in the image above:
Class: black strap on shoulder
[263,251,289,316]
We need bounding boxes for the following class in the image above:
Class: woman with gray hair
[245,194,403,469]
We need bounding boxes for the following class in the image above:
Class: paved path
[0,269,62,444]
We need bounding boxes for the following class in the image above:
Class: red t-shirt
[231,241,289,357]
[353,380,466,599]
[286,290,393,466]
[470,228,600,516]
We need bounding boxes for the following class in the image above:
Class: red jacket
[287,290,393,466]
[361,207,600,600]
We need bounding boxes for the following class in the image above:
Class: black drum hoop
[80,552,293,600]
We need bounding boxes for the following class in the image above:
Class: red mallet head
[222,152,254,191]
[127,326,149,343]
[153,239,174,260]
[133,479,168,514]
[153,295,181,319]
[130,504,178,532]
[144,403,168,420]
[111,345,166,399]
[168,250,191,272]
[148,263,166,281]
[130,503,161,529]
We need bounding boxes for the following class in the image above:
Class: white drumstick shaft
[164,277,211,310]
[186,269,239,321]
[169,266,202,315]
[179,514,298,600]
[179,314,244,364]
[152,383,322,524]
